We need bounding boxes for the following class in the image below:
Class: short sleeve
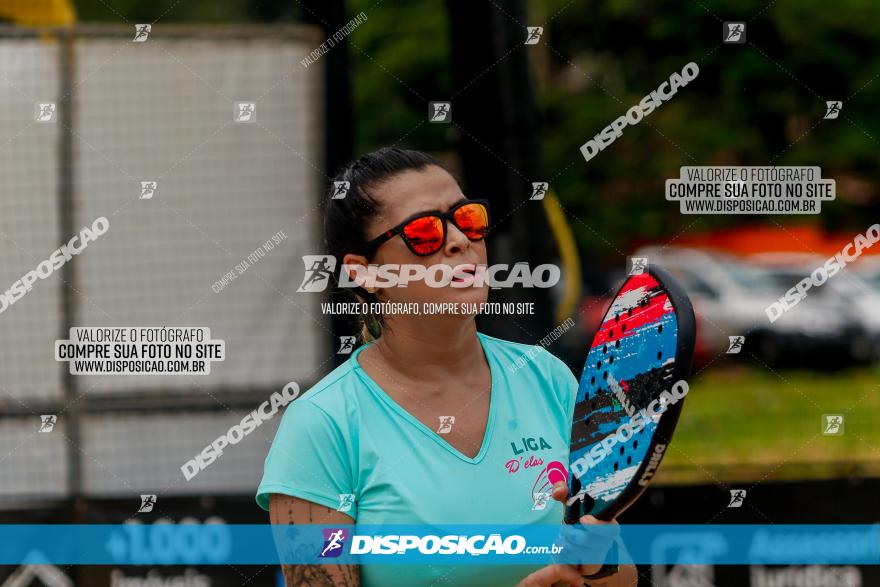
[256,399,356,517]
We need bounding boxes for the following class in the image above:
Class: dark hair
[324,147,449,342]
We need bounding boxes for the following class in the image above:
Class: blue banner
[0,524,877,565]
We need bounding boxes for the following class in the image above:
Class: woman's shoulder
[291,355,367,417]
[478,331,573,373]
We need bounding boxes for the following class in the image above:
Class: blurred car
[633,247,870,368]
[853,256,880,292]
[560,271,622,371]
[751,253,880,365]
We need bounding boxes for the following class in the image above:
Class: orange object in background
[672,224,880,259]
[0,0,76,26]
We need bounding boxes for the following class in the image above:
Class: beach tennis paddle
[564,265,696,524]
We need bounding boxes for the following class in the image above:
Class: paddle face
[565,265,696,522]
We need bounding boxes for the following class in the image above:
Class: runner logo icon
[727,490,746,508]
[320,529,348,558]
[723,22,745,43]
[525,27,543,45]
[297,255,337,292]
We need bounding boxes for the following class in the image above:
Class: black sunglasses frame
[361,199,491,258]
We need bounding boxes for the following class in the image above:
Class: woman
[257,148,636,586]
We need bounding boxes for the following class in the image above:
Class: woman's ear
[342,253,375,290]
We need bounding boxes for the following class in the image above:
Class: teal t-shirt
[256,331,578,586]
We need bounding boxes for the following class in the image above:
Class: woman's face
[344,165,490,310]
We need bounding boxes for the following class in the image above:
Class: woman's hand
[550,481,619,577]
[515,480,624,587]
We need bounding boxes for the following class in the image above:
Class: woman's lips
[451,264,477,284]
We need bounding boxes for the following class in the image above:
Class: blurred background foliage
[7,0,872,484]
[72,0,880,260]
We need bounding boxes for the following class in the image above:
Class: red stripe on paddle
[591,291,671,349]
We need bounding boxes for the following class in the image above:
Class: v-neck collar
[351,332,499,465]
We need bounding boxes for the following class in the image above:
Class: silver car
[635,247,871,367]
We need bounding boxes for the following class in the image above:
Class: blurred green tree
[535,0,880,260]
[73,0,880,262]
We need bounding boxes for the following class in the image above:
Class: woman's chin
[438,285,488,304]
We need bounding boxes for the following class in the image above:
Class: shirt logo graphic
[531,461,567,504]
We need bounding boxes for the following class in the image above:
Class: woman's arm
[269,493,360,587]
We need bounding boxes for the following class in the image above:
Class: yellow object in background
[0,0,77,26]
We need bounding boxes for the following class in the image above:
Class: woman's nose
[444,222,471,254]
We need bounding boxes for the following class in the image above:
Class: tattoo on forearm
[282,564,357,587]
[271,495,359,587]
